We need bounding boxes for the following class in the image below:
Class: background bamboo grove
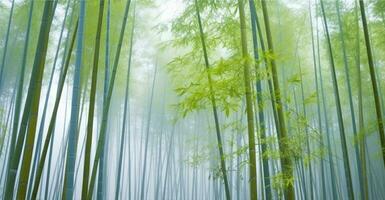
[0,0,385,199]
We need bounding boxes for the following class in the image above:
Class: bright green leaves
[167,0,247,119]
[271,172,294,196]
[169,55,251,118]
[304,92,317,105]
[287,73,302,84]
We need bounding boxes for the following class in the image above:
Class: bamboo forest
[2,0,385,199]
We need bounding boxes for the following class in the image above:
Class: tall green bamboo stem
[260,1,295,199]
[194,0,231,199]
[319,1,354,199]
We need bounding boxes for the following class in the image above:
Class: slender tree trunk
[4,1,56,198]
[98,0,111,197]
[30,19,79,199]
[115,5,135,199]
[4,0,34,190]
[253,5,281,140]
[87,1,132,198]
[319,1,354,199]
[292,88,307,200]
[81,0,105,198]
[0,84,16,160]
[248,1,271,199]
[296,58,314,200]
[359,0,385,169]
[193,0,231,199]
[237,0,258,199]
[43,6,77,200]
[162,126,175,200]
[336,3,365,198]
[139,63,158,200]
[315,11,339,199]
[16,0,56,193]
[0,0,15,89]
[355,2,368,200]
[0,95,13,152]
[308,2,326,198]
[62,1,86,198]
[27,3,71,199]
[260,1,295,199]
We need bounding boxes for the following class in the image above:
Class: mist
[0,0,385,199]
